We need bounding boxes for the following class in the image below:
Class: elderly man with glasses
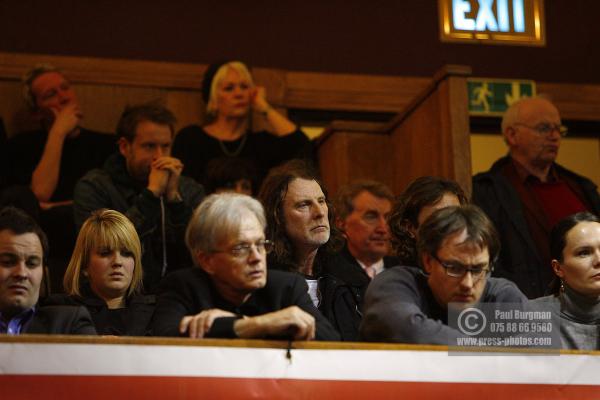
[360,205,526,344]
[151,193,339,341]
[472,96,600,299]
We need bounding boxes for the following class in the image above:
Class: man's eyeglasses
[431,254,492,283]
[513,123,568,137]
[214,239,274,258]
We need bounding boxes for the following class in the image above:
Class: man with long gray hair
[151,193,338,340]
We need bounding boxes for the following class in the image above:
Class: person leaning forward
[73,103,205,292]
[360,205,525,344]
[151,193,339,341]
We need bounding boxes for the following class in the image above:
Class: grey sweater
[360,266,527,344]
[530,286,600,350]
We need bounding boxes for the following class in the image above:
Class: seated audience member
[4,64,115,205]
[2,64,116,292]
[530,212,600,350]
[172,60,311,189]
[388,176,467,266]
[319,180,397,340]
[360,205,526,344]
[259,160,343,295]
[0,207,96,335]
[46,209,155,336]
[74,102,205,291]
[151,193,339,340]
[204,157,257,195]
[472,96,600,298]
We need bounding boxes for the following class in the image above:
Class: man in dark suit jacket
[472,96,600,298]
[321,181,398,340]
[0,207,95,335]
[152,193,338,340]
[22,306,96,334]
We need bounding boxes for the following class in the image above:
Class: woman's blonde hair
[206,61,254,116]
[63,209,143,297]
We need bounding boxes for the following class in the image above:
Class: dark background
[0,1,597,83]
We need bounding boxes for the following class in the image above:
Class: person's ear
[422,253,434,274]
[118,137,130,158]
[551,259,565,278]
[336,216,346,232]
[197,251,216,275]
[504,126,518,147]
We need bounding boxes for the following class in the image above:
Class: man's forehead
[133,121,173,144]
[31,71,67,91]
[439,231,489,258]
[518,98,560,123]
[285,179,323,202]
[352,191,391,212]
[0,230,43,255]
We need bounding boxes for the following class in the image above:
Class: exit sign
[439,0,545,46]
[467,78,536,116]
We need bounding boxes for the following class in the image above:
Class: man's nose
[247,245,263,263]
[12,261,29,277]
[314,204,326,219]
[58,89,72,105]
[548,126,562,140]
[153,147,165,159]
[458,271,475,289]
[375,216,389,233]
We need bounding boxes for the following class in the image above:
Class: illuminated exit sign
[439,0,545,46]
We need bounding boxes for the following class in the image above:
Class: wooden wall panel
[319,66,473,198]
[76,84,165,134]
[285,71,430,112]
[318,122,390,196]
[386,66,472,195]
[2,51,600,140]
[444,74,472,195]
[537,82,600,121]
[390,93,445,193]
[165,91,204,133]
[0,80,36,135]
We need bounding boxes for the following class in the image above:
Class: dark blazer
[151,267,340,341]
[319,245,399,341]
[23,305,97,335]
[472,156,600,298]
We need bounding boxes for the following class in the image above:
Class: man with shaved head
[472,96,600,298]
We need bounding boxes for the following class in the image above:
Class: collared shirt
[0,307,36,335]
[502,158,590,277]
[357,258,385,279]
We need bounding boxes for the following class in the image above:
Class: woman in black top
[172,60,310,192]
[47,209,154,335]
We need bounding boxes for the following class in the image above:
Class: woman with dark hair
[172,61,310,189]
[388,176,468,265]
[46,209,155,336]
[204,157,257,196]
[530,211,600,350]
